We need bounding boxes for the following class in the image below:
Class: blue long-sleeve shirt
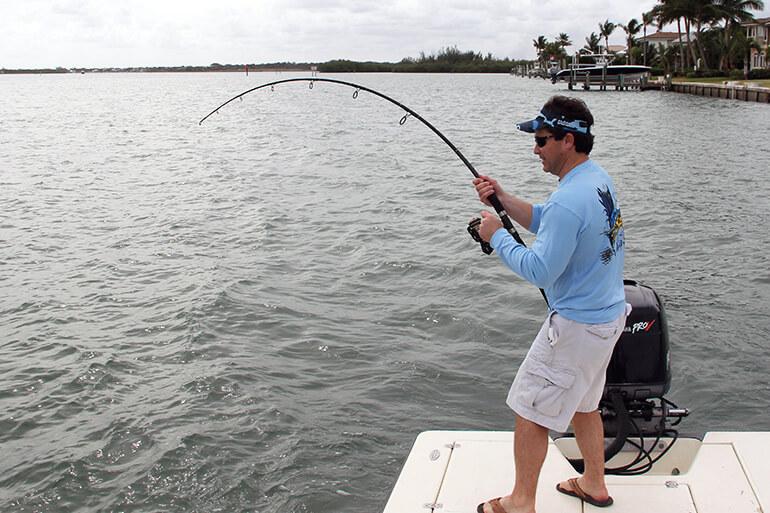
[490,160,626,324]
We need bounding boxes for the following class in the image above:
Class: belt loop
[547,310,558,346]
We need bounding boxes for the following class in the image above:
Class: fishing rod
[199,77,547,304]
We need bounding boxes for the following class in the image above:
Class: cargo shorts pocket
[520,359,576,417]
[586,322,620,340]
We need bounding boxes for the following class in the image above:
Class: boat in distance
[552,64,653,84]
[550,52,652,89]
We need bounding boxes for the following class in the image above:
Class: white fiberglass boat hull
[383,430,770,513]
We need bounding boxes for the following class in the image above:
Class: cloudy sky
[2,0,769,69]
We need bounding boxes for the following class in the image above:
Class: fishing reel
[467,217,493,255]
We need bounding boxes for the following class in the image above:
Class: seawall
[642,80,770,103]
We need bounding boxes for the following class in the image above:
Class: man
[474,96,627,513]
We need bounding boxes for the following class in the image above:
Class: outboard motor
[598,280,689,466]
[561,280,689,474]
[605,279,671,401]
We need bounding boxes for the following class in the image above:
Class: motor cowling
[603,279,671,401]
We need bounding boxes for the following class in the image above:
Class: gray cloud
[1,0,768,68]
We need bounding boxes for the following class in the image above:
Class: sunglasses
[535,135,555,147]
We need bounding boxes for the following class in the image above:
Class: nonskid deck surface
[383,431,770,513]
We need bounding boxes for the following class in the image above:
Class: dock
[641,79,770,103]
[566,73,644,91]
[556,52,650,91]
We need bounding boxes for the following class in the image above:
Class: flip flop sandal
[556,477,614,507]
[476,497,507,513]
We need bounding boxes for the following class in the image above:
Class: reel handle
[474,192,549,305]
[467,218,493,255]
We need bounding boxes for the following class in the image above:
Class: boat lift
[558,52,649,91]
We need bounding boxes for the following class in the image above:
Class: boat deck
[383,430,770,513]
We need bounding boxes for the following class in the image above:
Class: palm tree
[621,18,642,64]
[687,0,720,69]
[713,0,765,70]
[658,42,680,74]
[680,0,700,68]
[642,10,657,66]
[543,41,568,68]
[556,33,573,67]
[533,35,548,67]
[651,1,688,71]
[599,19,616,54]
[584,32,602,54]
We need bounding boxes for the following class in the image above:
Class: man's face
[533,128,563,176]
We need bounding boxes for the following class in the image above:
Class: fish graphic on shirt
[597,185,624,264]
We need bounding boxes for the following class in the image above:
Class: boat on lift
[552,52,651,90]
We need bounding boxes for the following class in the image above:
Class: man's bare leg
[481,414,548,513]
[557,410,611,500]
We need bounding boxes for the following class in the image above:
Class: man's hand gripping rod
[467,195,526,253]
[467,194,549,305]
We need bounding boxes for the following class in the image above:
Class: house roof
[638,31,681,41]
[742,17,770,26]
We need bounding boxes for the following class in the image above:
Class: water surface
[2,72,769,512]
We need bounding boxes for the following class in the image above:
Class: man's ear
[564,132,576,149]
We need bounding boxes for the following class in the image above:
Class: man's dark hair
[543,96,594,155]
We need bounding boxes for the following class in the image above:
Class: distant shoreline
[0,68,517,75]
[0,54,531,75]
[1,65,312,75]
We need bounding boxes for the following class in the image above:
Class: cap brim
[515,118,541,133]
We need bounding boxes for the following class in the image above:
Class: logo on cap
[516,109,591,135]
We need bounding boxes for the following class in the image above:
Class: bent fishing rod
[199,77,547,304]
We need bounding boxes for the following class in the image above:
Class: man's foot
[556,477,613,507]
[476,495,535,513]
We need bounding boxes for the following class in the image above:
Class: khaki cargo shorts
[506,307,628,432]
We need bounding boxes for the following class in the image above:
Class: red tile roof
[641,31,681,39]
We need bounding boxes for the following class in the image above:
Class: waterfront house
[597,45,627,61]
[742,17,770,70]
[637,31,685,49]
[603,44,627,54]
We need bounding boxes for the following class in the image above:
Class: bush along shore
[1,47,533,75]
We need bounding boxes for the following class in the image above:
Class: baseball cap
[516,108,591,135]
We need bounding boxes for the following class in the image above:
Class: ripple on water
[1,73,769,513]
